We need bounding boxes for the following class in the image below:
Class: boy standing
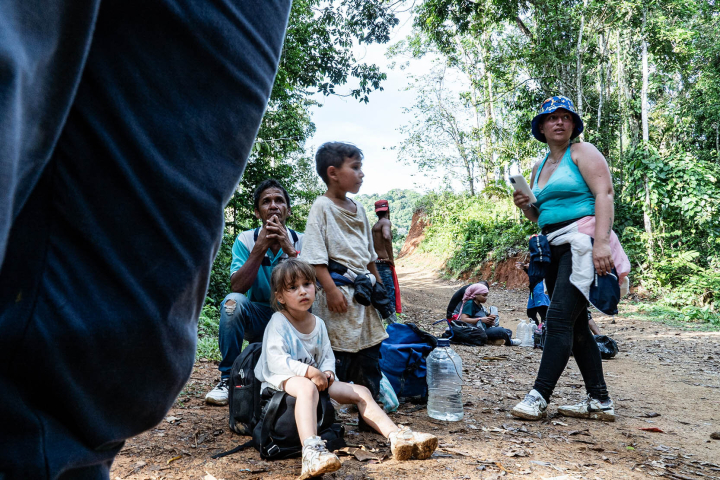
[300,142,388,408]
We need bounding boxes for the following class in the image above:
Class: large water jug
[427,338,463,421]
[516,319,529,346]
[523,320,536,347]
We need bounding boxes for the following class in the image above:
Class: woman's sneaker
[299,436,341,479]
[388,426,438,460]
[511,389,548,420]
[558,396,615,422]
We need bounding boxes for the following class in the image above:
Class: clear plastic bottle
[427,338,464,421]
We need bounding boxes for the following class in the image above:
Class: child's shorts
[333,343,382,401]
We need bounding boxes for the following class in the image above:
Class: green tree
[206,0,401,305]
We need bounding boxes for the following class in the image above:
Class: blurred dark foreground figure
[0,1,291,478]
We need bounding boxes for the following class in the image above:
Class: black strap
[259,390,287,452]
[211,439,254,459]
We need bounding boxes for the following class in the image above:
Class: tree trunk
[479,35,495,185]
[616,30,623,188]
[641,7,653,260]
[641,9,649,144]
[575,0,588,142]
[597,32,608,131]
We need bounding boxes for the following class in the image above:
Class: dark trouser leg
[375,263,396,313]
[334,344,383,431]
[0,1,291,477]
[537,305,548,323]
[218,293,274,379]
[527,305,548,325]
[532,245,609,403]
[485,327,513,346]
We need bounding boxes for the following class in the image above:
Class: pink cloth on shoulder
[576,216,631,283]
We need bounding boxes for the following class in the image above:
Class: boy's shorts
[333,343,382,401]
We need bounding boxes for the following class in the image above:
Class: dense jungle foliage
[199,0,720,358]
[381,0,720,327]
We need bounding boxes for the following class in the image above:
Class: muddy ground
[112,256,720,480]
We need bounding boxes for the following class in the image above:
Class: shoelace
[305,441,330,461]
[523,393,543,405]
[217,379,229,390]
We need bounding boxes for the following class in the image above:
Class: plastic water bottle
[427,338,464,421]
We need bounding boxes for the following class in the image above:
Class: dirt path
[112,258,720,480]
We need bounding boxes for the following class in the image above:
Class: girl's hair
[270,258,317,311]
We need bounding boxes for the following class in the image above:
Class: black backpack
[252,389,345,460]
[228,342,263,435]
[441,320,488,346]
[213,343,346,461]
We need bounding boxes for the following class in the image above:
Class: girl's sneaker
[510,389,548,420]
[299,436,341,479]
[388,426,438,460]
[558,396,615,422]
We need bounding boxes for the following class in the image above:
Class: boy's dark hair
[270,259,317,311]
[315,142,363,185]
[253,179,291,211]
[376,210,388,218]
[479,280,490,289]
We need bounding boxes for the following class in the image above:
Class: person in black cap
[510,95,618,423]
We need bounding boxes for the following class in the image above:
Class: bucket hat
[531,96,584,142]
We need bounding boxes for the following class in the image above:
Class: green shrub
[197,303,221,361]
[416,192,539,278]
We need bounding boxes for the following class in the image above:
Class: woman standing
[510,96,622,422]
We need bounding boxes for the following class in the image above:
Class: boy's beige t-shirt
[300,196,387,352]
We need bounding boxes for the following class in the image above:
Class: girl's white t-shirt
[254,311,336,392]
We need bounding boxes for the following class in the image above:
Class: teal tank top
[531,147,595,228]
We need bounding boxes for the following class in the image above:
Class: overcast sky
[305,10,441,196]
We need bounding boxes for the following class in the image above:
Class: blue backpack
[379,323,437,404]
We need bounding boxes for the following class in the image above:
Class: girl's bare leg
[284,376,319,445]
[328,381,397,437]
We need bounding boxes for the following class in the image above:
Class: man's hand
[325,285,348,313]
[306,366,328,391]
[324,371,335,388]
[253,220,275,253]
[265,215,296,257]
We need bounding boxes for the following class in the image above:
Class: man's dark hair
[376,210,388,218]
[315,142,363,185]
[478,280,490,289]
[253,179,291,211]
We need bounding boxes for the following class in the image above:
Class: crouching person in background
[456,282,520,346]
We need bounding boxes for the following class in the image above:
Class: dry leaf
[337,446,381,462]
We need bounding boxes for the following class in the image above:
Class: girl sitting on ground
[255,258,438,479]
[456,282,520,346]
